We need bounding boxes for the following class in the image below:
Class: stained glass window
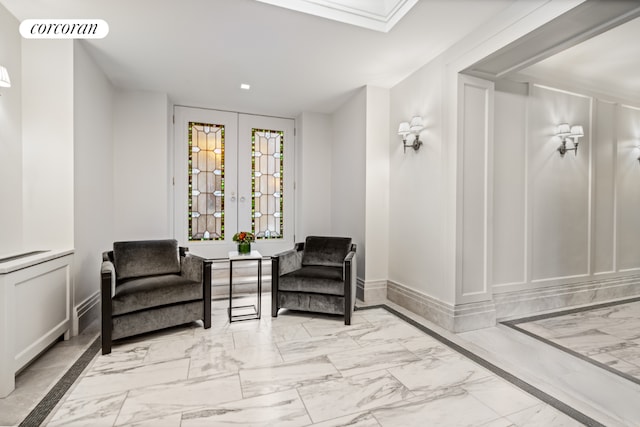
[188,122,224,241]
[252,128,284,239]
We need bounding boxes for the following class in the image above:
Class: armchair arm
[343,244,357,325]
[101,260,116,297]
[100,257,116,355]
[271,242,304,317]
[275,242,304,276]
[179,250,211,328]
[181,252,204,282]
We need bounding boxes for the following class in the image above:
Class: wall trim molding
[388,275,640,332]
[357,279,387,303]
[494,274,640,321]
[73,291,100,335]
[387,280,496,332]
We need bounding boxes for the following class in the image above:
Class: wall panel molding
[457,75,494,303]
[493,82,640,295]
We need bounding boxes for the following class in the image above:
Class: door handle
[240,196,246,202]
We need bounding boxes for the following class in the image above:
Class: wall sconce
[556,123,583,157]
[0,66,11,91]
[398,116,424,153]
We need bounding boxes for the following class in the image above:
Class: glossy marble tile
[180,389,311,427]
[309,412,381,427]
[67,358,190,399]
[297,370,413,423]
[327,342,420,377]
[47,392,127,427]
[114,372,242,425]
[239,355,341,398]
[371,391,502,427]
[387,351,493,398]
[506,403,585,426]
[276,334,361,362]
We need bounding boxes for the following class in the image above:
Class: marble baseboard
[74,291,101,335]
[387,274,640,333]
[356,279,386,304]
[494,274,640,320]
[386,281,496,333]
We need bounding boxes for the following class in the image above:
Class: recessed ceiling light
[240,83,251,90]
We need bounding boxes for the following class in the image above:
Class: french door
[173,106,295,258]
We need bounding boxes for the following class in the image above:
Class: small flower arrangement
[232,231,255,244]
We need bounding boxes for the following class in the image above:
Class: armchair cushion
[279,266,344,296]
[301,236,352,267]
[113,239,181,281]
[112,274,201,316]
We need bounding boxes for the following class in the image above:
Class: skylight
[254,0,418,32]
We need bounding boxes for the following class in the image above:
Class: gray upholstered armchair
[271,236,357,325]
[101,239,211,354]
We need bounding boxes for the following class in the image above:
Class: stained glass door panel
[238,114,294,255]
[188,122,225,240]
[174,107,238,258]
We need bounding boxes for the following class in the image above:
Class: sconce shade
[397,121,410,136]
[570,125,584,138]
[0,66,10,88]
[556,123,571,137]
[410,116,424,133]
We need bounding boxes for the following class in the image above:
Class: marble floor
[4,296,640,426]
[508,299,640,382]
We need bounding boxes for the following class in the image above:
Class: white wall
[388,56,448,302]
[296,112,333,239]
[22,39,74,250]
[73,41,114,305]
[492,82,640,293]
[331,88,366,279]
[113,90,171,240]
[0,3,22,256]
[492,85,527,286]
[364,86,390,283]
[617,104,640,271]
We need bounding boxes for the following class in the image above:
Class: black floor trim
[356,304,604,427]
[501,297,640,387]
[20,337,101,427]
[503,296,640,326]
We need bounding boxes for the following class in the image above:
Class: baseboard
[357,279,387,303]
[73,291,100,335]
[494,274,640,321]
[386,281,496,332]
[387,275,640,332]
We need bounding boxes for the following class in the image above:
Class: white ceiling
[0,0,514,117]
[518,16,640,101]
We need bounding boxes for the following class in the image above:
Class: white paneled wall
[458,75,494,303]
[530,86,591,283]
[617,105,640,272]
[493,88,527,287]
[592,100,616,274]
[493,83,640,293]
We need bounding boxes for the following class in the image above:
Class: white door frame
[173,106,295,258]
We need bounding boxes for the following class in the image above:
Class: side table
[228,250,262,322]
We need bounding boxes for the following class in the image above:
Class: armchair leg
[271,256,279,317]
[203,260,212,329]
[101,274,112,355]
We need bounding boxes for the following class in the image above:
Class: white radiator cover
[0,249,74,397]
